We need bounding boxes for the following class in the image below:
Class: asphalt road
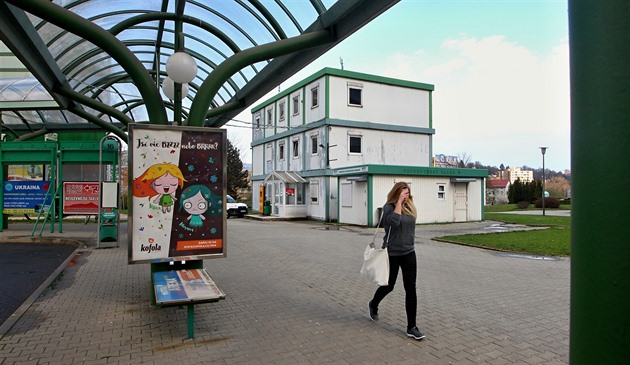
[0,243,77,325]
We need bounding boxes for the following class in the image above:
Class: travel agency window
[286,183,305,205]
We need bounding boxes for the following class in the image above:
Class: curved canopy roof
[0,0,398,143]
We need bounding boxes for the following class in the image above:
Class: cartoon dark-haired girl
[179,184,221,228]
[133,163,186,213]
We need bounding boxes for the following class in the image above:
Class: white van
[226,195,248,218]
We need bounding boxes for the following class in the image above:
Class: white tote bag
[360,214,391,286]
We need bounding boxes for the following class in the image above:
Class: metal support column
[569,1,630,363]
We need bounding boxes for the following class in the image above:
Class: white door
[454,183,468,222]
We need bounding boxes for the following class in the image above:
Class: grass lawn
[435,212,571,256]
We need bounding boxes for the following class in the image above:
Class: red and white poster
[63,182,100,214]
[128,124,226,264]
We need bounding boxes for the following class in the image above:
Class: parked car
[226,195,248,218]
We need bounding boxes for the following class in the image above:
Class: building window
[279,101,285,120]
[437,184,446,200]
[297,184,305,204]
[292,95,300,115]
[311,86,319,108]
[266,108,273,126]
[255,115,260,130]
[348,83,363,106]
[349,135,362,154]
[292,139,299,158]
[286,184,305,205]
[310,182,319,204]
[311,135,318,155]
[278,143,285,161]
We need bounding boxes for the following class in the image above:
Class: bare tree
[457,152,472,168]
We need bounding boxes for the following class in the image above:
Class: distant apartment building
[508,167,533,184]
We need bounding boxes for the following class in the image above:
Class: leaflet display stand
[97,136,121,248]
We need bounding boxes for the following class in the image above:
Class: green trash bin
[263,201,271,216]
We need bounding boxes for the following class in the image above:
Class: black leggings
[370,251,417,330]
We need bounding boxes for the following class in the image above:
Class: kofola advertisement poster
[128,124,227,264]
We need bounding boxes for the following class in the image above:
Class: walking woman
[368,181,425,340]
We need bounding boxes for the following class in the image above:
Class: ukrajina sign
[128,124,227,264]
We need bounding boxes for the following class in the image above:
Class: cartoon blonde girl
[133,163,186,213]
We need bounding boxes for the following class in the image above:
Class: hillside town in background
[434,154,571,206]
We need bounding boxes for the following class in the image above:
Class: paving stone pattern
[0,219,569,364]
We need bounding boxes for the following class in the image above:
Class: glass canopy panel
[188,1,278,45]
[69,58,117,88]
[37,110,75,124]
[182,25,234,61]
[0,79,46,102]
[33,19,64,47]
[54,39,102,73]
[4,110,45,125]
[91,11,151,31]
[260,1,307,37]
[280,1,323,28]
[115,29,160,44]
[64,0,162,18]
[181,7,255,51]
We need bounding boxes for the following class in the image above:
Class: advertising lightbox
[128,124,227,264]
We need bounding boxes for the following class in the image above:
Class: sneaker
[368,300,378,321]
[406,327,426,340]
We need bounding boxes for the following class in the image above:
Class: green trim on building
[481,180,485,220]
[274,102,278,134]
[429,92,433,129]
[251,67,435,113]
[302,86,306,125]
[251,118,435,147]
[325,74,330,119]
[367,175,374,225]
[333,164,488,178]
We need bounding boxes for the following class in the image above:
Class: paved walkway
[0,219,569,364]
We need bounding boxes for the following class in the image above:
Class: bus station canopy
[0,0,398,142]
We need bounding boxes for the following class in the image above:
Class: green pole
[187,304,195,339]
[569,1,630,363]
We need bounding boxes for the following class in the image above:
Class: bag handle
[370,208,391,247]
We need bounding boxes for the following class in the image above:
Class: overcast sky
[226,0,570,172]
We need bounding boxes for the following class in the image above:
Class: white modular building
[250,68,487,226]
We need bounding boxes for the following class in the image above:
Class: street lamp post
[540,147,548,216]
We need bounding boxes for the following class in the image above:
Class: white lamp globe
[162,77,189,100]
[166,52,197,84]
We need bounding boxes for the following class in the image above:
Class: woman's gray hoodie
[381,203,416,256]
